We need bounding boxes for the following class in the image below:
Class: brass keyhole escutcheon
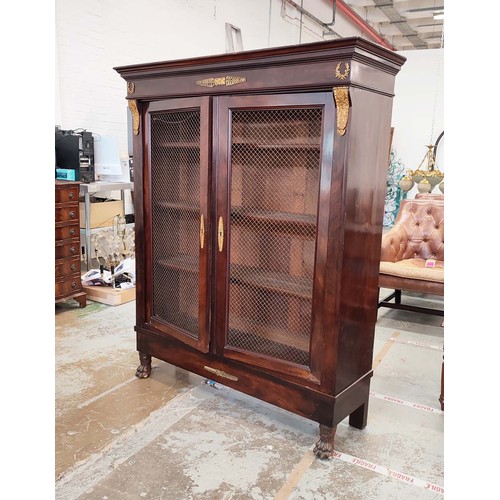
[218,217,224,252]
[199,214,205,249]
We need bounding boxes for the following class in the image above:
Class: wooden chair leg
[439,320,444,411]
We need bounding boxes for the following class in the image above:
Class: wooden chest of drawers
[55,180,86,307]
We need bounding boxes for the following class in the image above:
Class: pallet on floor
[82,284,135,305]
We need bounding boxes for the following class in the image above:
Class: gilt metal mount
[335,62,350,81]
[128,99,140,136]
[204,366,238,381]
[333,86,350,136]
[196,76,247,88]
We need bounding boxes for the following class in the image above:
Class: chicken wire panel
[227,107,323,365]
[150,109,201,339]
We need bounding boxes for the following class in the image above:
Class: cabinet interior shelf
[153,311,199,338]
[157,255,198,273]
[155,201,199,213]
[153,204,316,239]
[157,256,312,299]
[229,317,309,355]
[231,264,312,299]
[233,141,320,151]
[158,142,200,149]
[231,207,316,234]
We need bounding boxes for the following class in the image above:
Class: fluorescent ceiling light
[416,23,444,28]
[405,6,444,13]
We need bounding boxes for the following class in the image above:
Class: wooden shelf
[231,207,316,235]
[155,201,199,213]
[157,141,200,149]
[231,264,312,299]
[232,141,320,151]
[229,315,309,354]
[157,255,198,273]
[153,311,199,337]
[158,257,311,299]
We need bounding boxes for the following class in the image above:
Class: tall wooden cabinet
[115,38,405,457]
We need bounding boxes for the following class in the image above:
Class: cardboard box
[83,285,135,306]
[79,200,124,229]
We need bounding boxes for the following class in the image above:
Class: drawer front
[55,205,79,223]
[55,256,81,279]
[55,239,81,259]
[55,224,79,241]
[55,275,83,298]
[55,186,79,203]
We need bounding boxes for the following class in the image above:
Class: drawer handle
[71,282,77,289]
[70,264,77,271]
[69,228,75,236]
[69,211,75,218]
[70,246,76,254]
[69,192,75,199]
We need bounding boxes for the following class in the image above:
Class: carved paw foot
[135,363,152,379]
[313,424,336,459]
[313,438,334,459]
[135,352,152,379]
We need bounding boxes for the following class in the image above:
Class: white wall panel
[391,47,444,196]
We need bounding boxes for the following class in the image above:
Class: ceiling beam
[372,0,429,49]
[335,0,396,50]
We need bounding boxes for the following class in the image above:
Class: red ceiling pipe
[335,0,396,51]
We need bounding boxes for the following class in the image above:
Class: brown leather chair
[378,197,444,316]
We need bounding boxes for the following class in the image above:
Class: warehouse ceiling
[342,0,444,50]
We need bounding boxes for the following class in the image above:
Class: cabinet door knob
[69,228,75,236]
[69,192,75,199]
[69,211,75,218]
[71,281,77,289]
[70,246,76,254]
[70,264,77,271]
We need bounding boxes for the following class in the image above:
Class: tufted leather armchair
[378,197,444,315]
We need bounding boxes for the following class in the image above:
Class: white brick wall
[55,0,364,158]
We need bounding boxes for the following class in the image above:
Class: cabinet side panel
[335,87,394,394]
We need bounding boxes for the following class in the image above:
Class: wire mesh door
[148,99,210,351]
[224,105,324,369]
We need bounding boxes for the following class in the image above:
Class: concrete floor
[55,290,444,499]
